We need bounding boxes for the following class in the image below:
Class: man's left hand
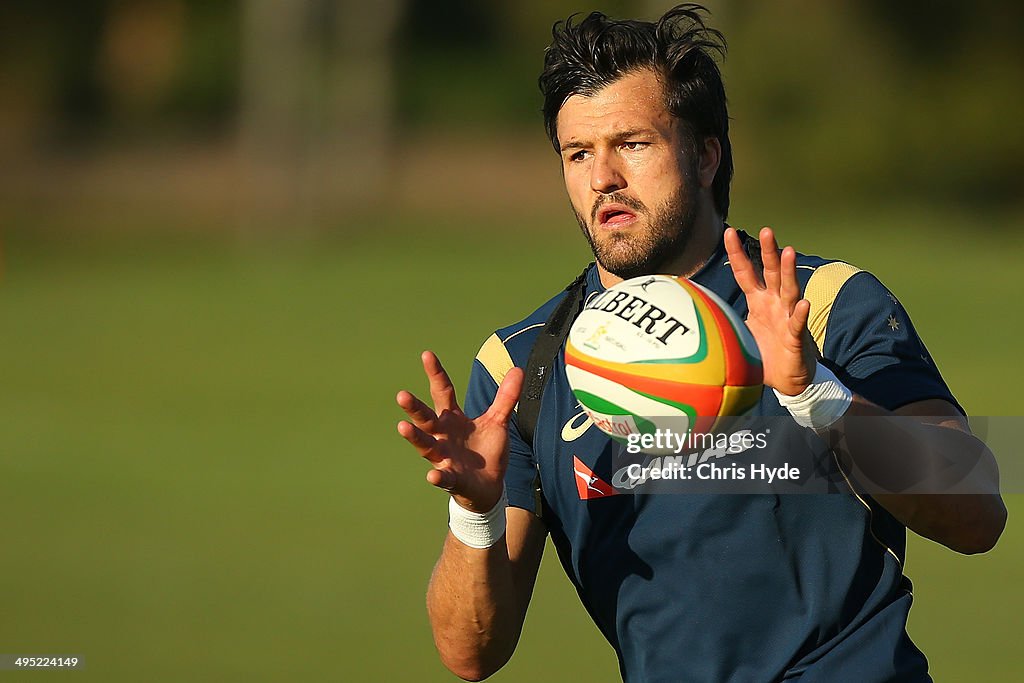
[724,226,818,396]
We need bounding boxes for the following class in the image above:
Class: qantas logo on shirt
[572,456,616,499]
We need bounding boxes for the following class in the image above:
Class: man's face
[556,69,701,280]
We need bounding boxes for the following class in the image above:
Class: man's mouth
[596,203,638,229]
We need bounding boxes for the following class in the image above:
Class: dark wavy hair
[539,4,732,218]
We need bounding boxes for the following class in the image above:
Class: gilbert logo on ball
[565,275,762,446]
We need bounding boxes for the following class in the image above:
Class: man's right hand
[396,350,524,512]
[396,350,542,680]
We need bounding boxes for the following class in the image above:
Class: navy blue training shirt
[463,230,960,682]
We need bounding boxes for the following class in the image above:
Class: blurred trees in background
[238,0,401,213]
[0,1,237,143]
[0,0,1020,222]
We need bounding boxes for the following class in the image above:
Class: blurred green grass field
[1,210,1022,681]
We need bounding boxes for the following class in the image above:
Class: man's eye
[570,150,590,162]
[622,141,648,151]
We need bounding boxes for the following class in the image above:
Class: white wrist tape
[448,488,508,549]
[774,363,853,430]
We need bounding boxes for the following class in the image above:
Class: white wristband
[448,488,508,549]
[774,363,853,430]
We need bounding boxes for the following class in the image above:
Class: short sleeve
[806,267,963,414]
[465,334,544,516]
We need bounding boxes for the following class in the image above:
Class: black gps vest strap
[515,230,764,449]
[517,264,591,449]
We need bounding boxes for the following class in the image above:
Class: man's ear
[698,137,721,189]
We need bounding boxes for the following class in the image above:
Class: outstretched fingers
[780,245,801,312]
[396,390,439,432]
[425,468,456,491]
[724,227,761,294]
[422,350,459,414]
[788,299,811,340]
[486,367,524,426]
[397,422,456,492]
[396,420,446,465]
[759,227,782,293]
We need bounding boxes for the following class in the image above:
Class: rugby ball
[565,275,762,446]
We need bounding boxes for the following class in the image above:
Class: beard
[573,181,699,280]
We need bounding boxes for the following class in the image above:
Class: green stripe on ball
[573,390,658,435]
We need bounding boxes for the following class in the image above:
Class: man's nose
[590,151,626,194]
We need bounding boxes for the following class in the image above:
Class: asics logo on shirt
[561,408,593,442]
[631,276,663,291]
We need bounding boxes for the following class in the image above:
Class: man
[396,5,1006,681]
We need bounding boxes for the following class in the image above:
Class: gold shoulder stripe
[476,333,514,388]
[803,262,862,352]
